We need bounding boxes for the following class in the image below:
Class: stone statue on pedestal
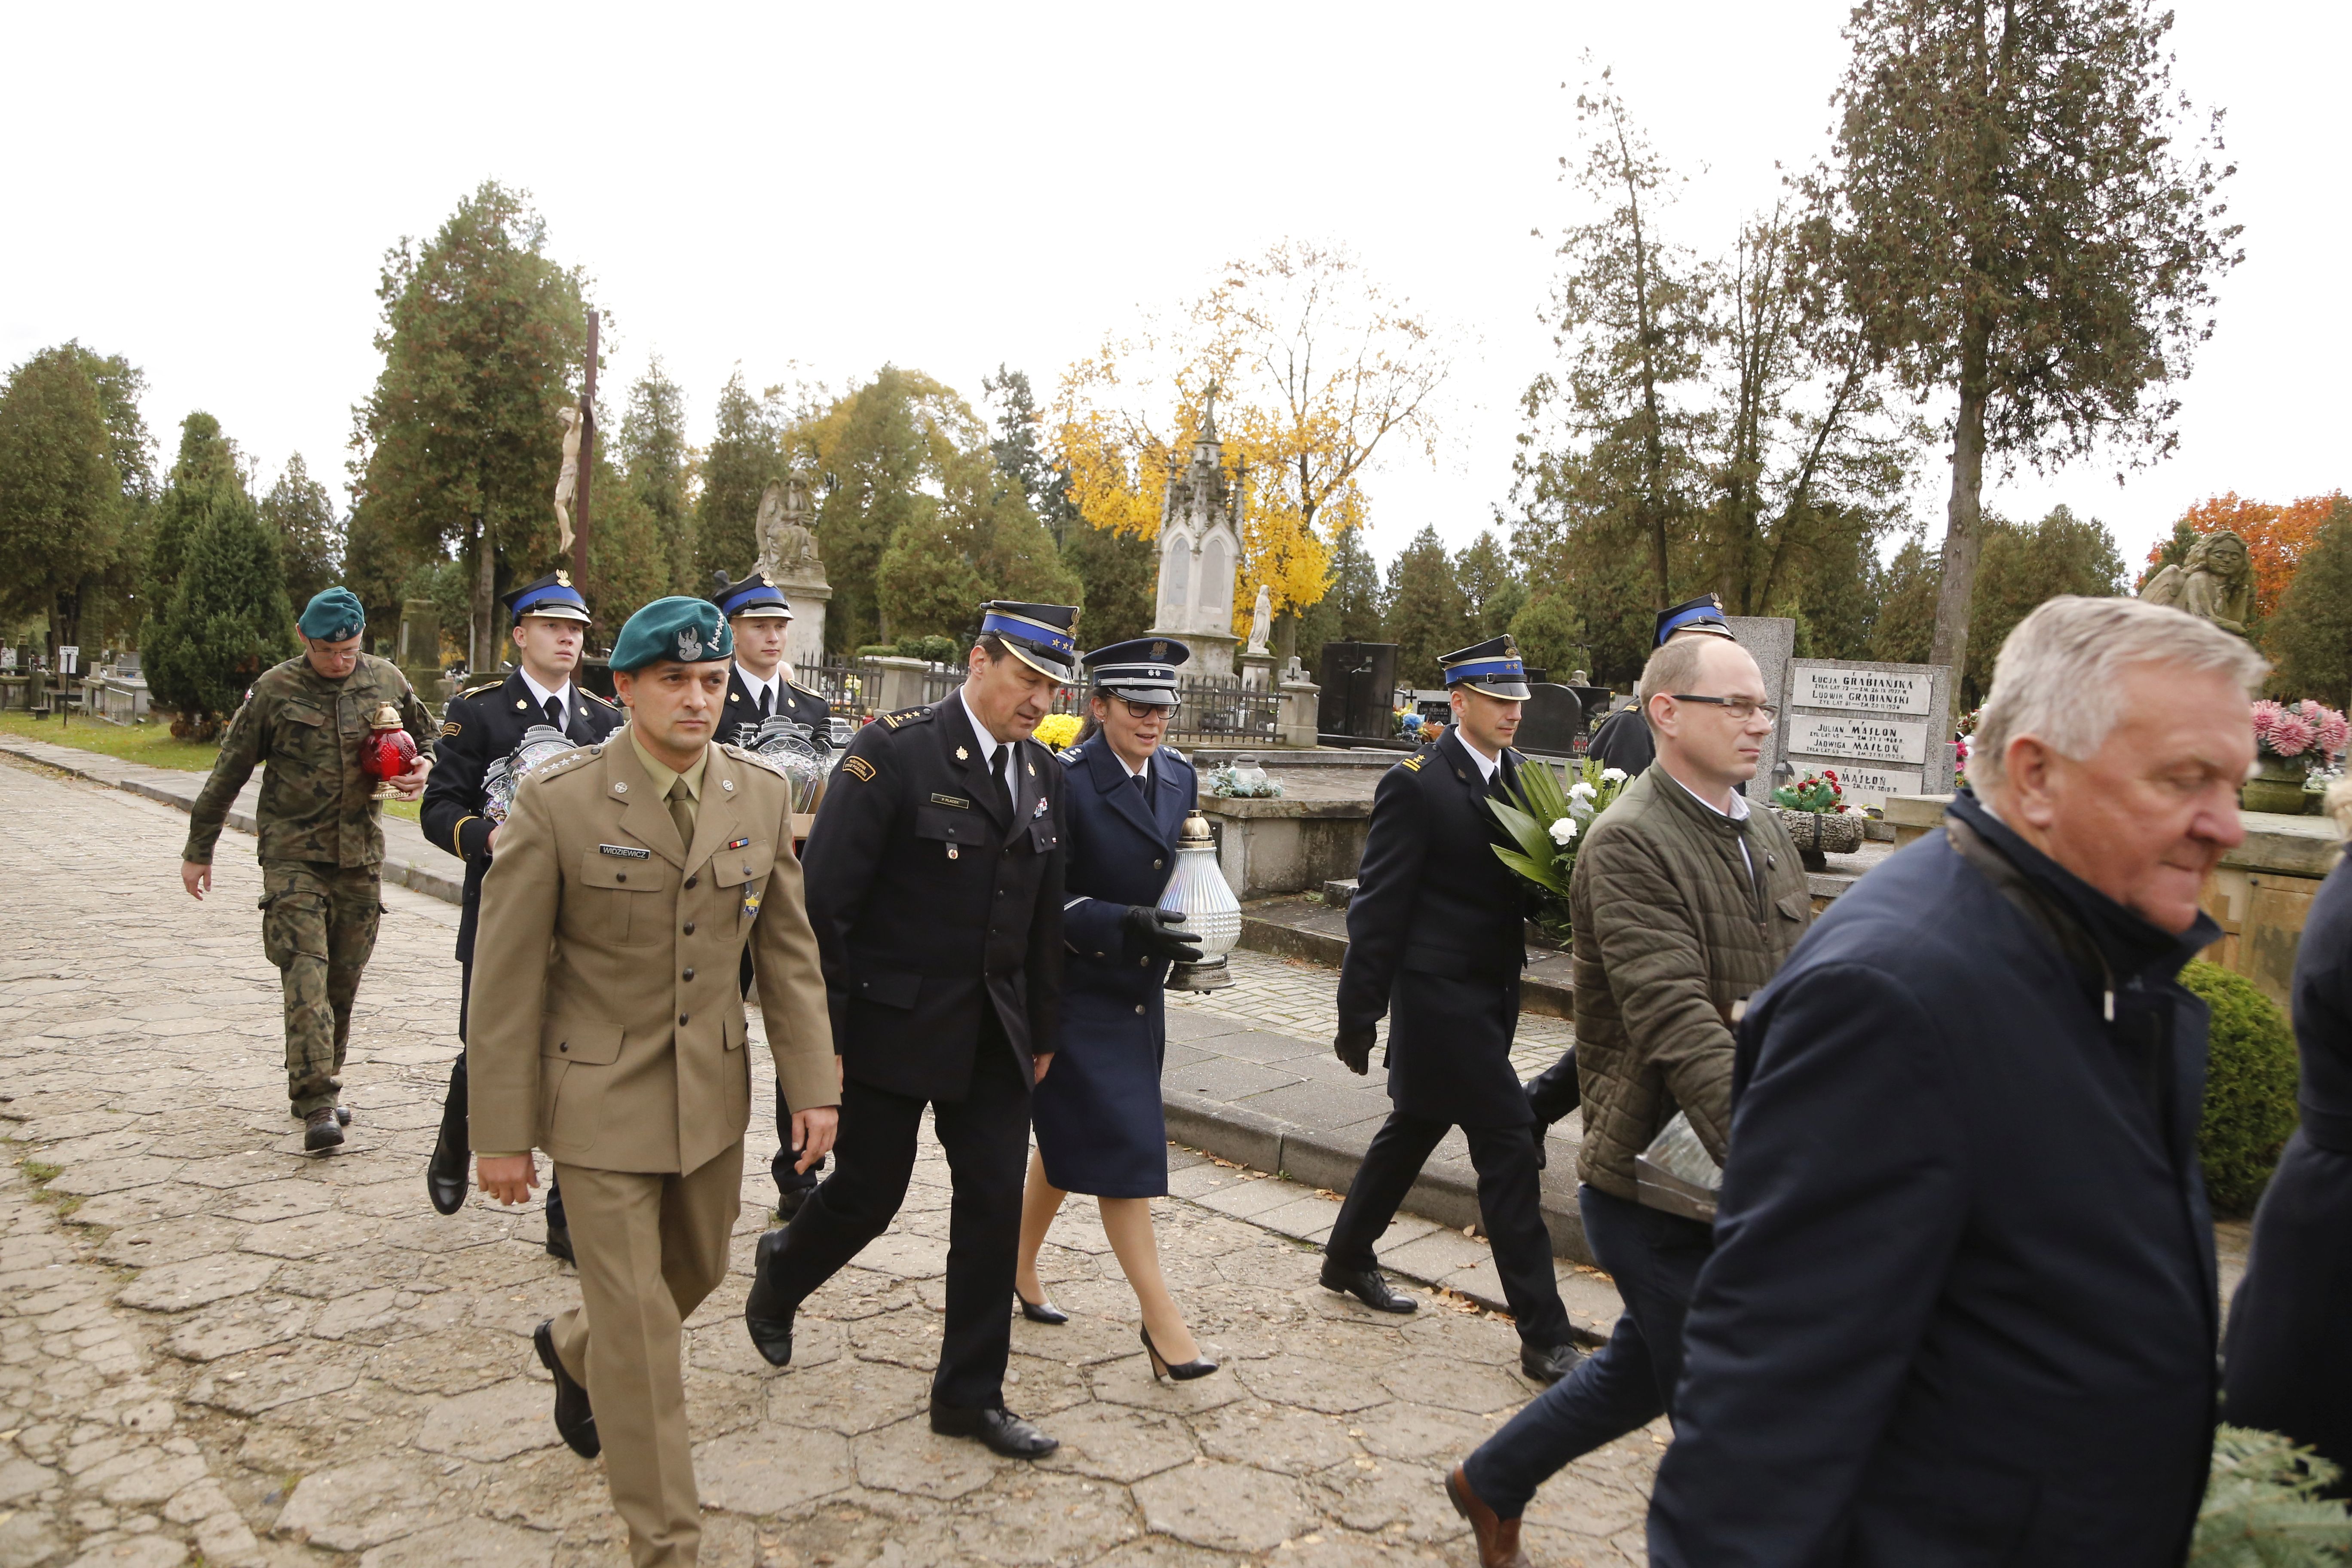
[2139,529,2254,637]
[1246,585,1272,655]
[755,477,822,583]
[552,407,582,555]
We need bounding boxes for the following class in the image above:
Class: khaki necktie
[666,778,696,851]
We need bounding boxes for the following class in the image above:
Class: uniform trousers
[258,860,381,1116]
[443,963,567,1231]
[1462,1183,1713,1517]
[549,1140,744,1568]
[1324,1109,1573,1348]
[760,1019,1030,1410]
[744,950,825,1203]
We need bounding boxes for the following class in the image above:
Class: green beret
[610,595,735,673]
[297,587,366,642]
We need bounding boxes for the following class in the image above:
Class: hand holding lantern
[362,703,420,800]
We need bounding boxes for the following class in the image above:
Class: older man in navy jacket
[1650,596,2266,1567]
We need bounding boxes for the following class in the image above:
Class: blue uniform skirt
[1031,982,1170,1198]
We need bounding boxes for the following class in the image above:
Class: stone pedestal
[1277,677,1321,748]
[869,656,930,714]
[1163,628,1237,680]
[778,572,830,676]
[1238,650,1275,691]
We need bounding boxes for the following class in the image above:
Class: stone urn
[1776,807,1864,872]
[2240,762,2310,816]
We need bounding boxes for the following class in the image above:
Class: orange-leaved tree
[1051,242,1451,653]
[2149,492,2350,619]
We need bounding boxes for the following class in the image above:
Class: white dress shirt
[518,669,574,729]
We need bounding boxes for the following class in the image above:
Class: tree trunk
[1274,609,1298,669]
[472,513,496,675]
[1929,320,1991,680]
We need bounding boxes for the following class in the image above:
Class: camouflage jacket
[182,654,438,870]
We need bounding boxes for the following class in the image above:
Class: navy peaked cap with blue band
[501,570,591,624]
[297,587,366,642]
[1440,634,1532,699]
[710,570,792,619]
[1653,594,1736,647]
[609,596,734,673]
[980,601,1081,681]
[1084,637,1190,706]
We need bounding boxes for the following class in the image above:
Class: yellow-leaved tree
[1053,241,1451,655]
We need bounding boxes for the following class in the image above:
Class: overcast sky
[4,1,2341,579]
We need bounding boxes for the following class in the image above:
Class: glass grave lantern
[1157,810,1241,991]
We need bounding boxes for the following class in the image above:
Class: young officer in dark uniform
[709,570,834,1220]
[1322,634,1585,1385]
[1014,639,1216,1381]
[419,571,624,1251]
[745,602,1075,1459]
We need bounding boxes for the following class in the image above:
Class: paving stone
[114,1256,278,1314]
[1133,1460,1319,1553]
[274,1455,466,1552]
[1231,1354,1394,1416]
[357,1518,555,1568]
[690,1424,852,1513]
[850,1415,1003,1500]
[1191,1403,1360,1477]
[415,1378,564,1463]
[1036,1402,1198,1482]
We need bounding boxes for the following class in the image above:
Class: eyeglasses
[1109,699,1169,721]
[1669,694,1779,724]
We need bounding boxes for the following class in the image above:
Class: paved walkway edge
[2,734,1599,1283]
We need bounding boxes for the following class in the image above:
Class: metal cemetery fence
[815,659,1278,748]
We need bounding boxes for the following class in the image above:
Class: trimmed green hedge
[2182,961,2300,1215]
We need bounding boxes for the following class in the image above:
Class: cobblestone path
[0,758,1659,1568]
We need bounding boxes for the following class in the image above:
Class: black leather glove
[1335,1026,1376,1075]
[1122,906,1204,964]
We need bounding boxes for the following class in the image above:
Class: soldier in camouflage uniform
[179,588,436,1150]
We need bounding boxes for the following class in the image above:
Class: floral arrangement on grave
[1771,768,1864,867]
[361,703,419,800]
[1773,769,1849,814]
[1396,708,1432,741]
[2244,699,2350,814]
[1486,758,1631,942]
[1032,712,1083,751]
[1953,707,1982,790]
[1205,757,1284,799]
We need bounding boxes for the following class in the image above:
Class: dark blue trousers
[1463,1183,1713,1518]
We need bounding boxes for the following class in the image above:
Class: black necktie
[759,685,773,720]
[544,695,563,730]
[1133,769,1150,799]
[992,744,1014,818]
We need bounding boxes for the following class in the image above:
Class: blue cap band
[1657,603,1727,642]
[981,609,1075,656]
[1444,655,1526,685]
[719,585,786,615]
[510,583,587,619]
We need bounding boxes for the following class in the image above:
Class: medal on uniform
[946,844,959,860]
[741,889,761,924]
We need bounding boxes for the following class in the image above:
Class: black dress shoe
[302,1108,344,1152]
[774,1186,812,1223]
[1319,1260,1418,1314]
[1141,1326,1219,1382]
[544,1221,574,1265]
[425,1129,469,1217]
[930,1405,1058,1458]
[743,1229,795,1367]
[1014,1291,1069,1325]
[533,1319,600,1459]
[334,1106,353,1126]
[1521,1342,1586,1383]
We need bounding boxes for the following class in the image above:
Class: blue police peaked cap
[609,597,734,674]
[502,570,591,624]
[1084,637,1190,707]
[1440,634,1531,700]
[979,601,1080,682]
[710,570,792,620]
[1653,594,1735,647]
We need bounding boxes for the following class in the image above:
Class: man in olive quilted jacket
[1445,628,1812,1568]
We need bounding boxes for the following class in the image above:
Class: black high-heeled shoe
[1014,1290,1069,1325]
[1140,1325,1219,1382]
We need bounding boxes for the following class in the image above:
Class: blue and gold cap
[980,601,1080,682]
[1440,634,1531,700]
[297,587,366,642]
[1653,594,1734,648]
[710,570,792,621]
[501,570,591,624]
[1085,637,1190,707]
[609,596,734,674]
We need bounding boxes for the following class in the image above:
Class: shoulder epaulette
[455,676,505,700]
[720,742,789,778]
[789,680,827,702]
[582,689,620,709]
[524,746,601,787]
[1056,745,1085,765]
[877,705,933,730]
[1162,745,1188,766]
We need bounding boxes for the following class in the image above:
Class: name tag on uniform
[930,793,971,809]
[598,844,651,859]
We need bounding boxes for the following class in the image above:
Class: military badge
[842,756,877,783]
[440,721,461,737]
[1032,796,1050,819]
[955,746,969,760]
[676,628,702,662]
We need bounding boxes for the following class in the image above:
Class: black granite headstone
[1316,642,1398,740]
[1514,683,1587,757]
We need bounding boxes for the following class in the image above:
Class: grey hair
[1970,596,2268,794]
[1637,635,1716,730]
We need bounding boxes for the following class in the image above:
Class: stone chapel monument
[1147,398,1245,678]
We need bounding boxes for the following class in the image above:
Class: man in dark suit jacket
[1650,595,2264,1567]
[744,602,1072,1460]
[1323,635,1582,1386]
[418,570,623,1249]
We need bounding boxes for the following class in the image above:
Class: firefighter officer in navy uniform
[419,570,624,1252]
[744,601,1075,1460]
[1320,634,1586,1385]
[709,569,835,1221]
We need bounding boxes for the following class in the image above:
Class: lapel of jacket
[723,663,755,737]
[944,691,1013,831]
[685,746,747,876]
[607,734,687,870]
[1087,740,1163,843]
[1441,727,1514,844]
[1154,753,1191,842]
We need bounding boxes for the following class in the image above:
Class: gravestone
[1316,642,1396,741]
[1782,658,1955,808]
[1724,616,1796,786]
[1147,408,1245,677]
[1515,683,1588,758]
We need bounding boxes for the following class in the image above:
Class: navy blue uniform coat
[1651,793,2219,1567]
[1337,727,1532,1129]
[1033,733,1198,1197]
[713,663,830,750]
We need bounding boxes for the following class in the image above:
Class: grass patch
[20,1158,62,1185]
[0,710,223,772]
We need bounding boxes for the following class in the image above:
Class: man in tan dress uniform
[469,596,839,1568]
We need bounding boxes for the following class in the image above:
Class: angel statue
[552,406,583,555]
[1246,583,1273,655]
[2139,529,2254,637]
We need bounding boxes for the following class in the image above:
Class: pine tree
[618,357,694,596]
[876,450,1082,641]
[2263,499,2352,708]
[144,413,243,630]
[1455,530,1525,640]
[144,485,295,737]
[0,345,137,660]
[259,454,342,613]
[695,368,782,582]
[1382,526,1470,687]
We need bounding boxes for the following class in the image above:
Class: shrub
[2181,961,2300,1215]
[2189,1425,2352,1565]
[143,488,295,739]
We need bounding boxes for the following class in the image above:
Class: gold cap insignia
[1151,640,1168,659]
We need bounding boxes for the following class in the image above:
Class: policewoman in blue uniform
[745,601,1075,1460]
[707,570,834,1221]
[1322,635,1585,1386]
[419,570,623,1253]
[1013,639,1218,1382]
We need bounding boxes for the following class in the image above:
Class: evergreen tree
[803,367,980,649]
[583,444,672,634]
[1382,525,1470,686]
[876,449,1082,640]
[258,453,342,612]
[2264,499,2352,708]
[0,344,139,660]
[1962,505,2125,701]
[144,413,243,632]
[143,485,294,737]
[1455,530,1525,641]
[1062,523,1156,645]
[1510,585,1591,684]
[617,356,694,596]
[695,368,782,581]
[1869,538,1942,666]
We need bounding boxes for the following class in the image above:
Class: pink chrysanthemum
[2251,699,2283,741]
[2321,710,2350,757]
[2270,712,2317,759]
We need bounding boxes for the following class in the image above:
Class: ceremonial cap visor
[1440,634,1531,700]
[979,601,1081,682]
[711,570,792,620]
[1653,594,1735,647]
[502,570,591,624]
[1084,637,1190,707]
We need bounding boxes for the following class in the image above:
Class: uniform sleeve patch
[440,721,462,737]
[842,756,877,782]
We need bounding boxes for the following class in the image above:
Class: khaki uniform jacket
[467,733,838,1175]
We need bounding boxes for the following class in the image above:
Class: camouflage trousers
[258,861,383,1117]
